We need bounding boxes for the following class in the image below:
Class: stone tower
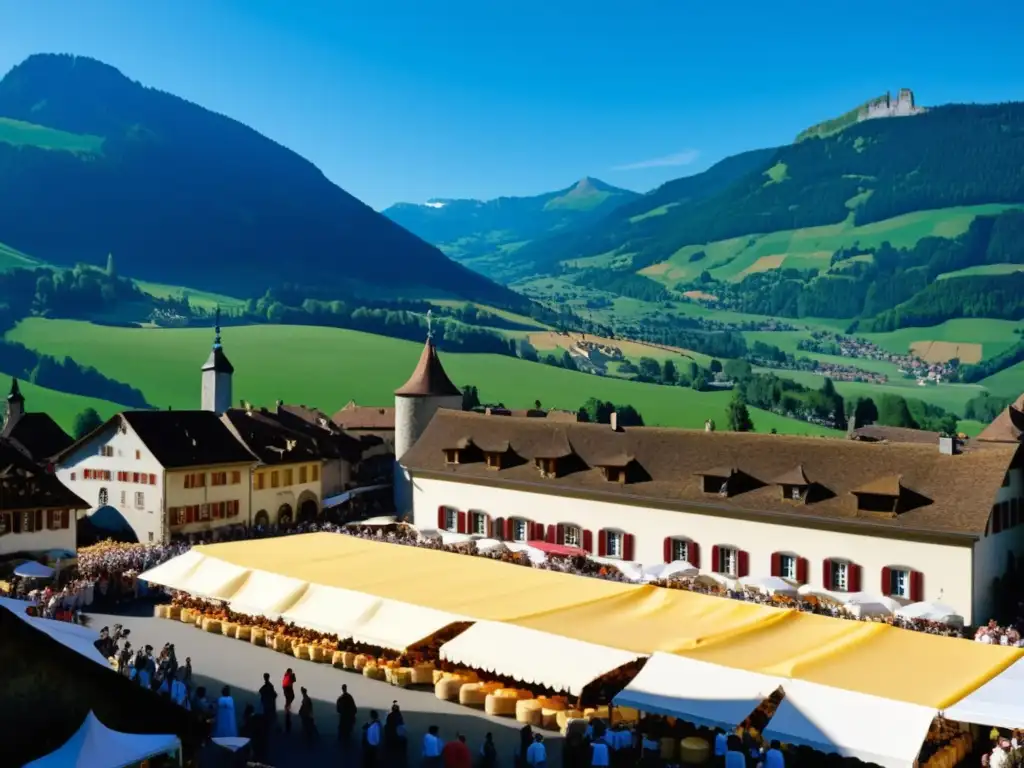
[393,314,463,516]
[201,308,234,415]
[3,377,24,432]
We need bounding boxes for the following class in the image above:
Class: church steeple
[201,307,233,415]
[4,377,25,431]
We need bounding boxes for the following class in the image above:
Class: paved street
[88,608,564,767]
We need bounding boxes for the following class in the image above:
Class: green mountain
[0,54,524,308]
[383,177,640,282]
[518,102,1024,317]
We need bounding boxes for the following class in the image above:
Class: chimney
[939,435,959,456]
[610,411,619,432]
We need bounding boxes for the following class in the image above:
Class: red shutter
[61,509,69,529]
[822,558,833,588]
[504,518,514,540]
[556,524,565,545]
[689,542,700,569]
[493,517,503,539]
[457,511,467,534]
[149,473,157,484]
[598,530,608,557]
[796,557,808,584]
[663,537,672,563]
[711,545,721,573]
[848,563,861,593]
[910,570,923,602]
[583,529,593,553]
[185,506,195,524]
[623,533,635,561]
[881,566,892,595]
[487,516,495,537]
[770,552,781,577]
[532,522,545,540]
[545,525,556,543]
[437,506,446,528]
[738,550,750,577]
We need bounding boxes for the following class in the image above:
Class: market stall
[134,549,206,589]
[350,598,469,651]
[25,711,181,768]
[943,656,1024,729]
[279,584,381,637]
[0,597,109,667]
[613,653,782,730]
[762,680,936,768]
[441,620,641,695]
[227,569,309,618]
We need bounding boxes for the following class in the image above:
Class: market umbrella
[14,561,55,579]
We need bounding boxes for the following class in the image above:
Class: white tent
[137,549,207,590]
[0,597,109,667]
[944,657,1024,729]
[350,598,468,651]
[14,560,56,579]
[279,585,381,638]
[474,538,506,554]
[227,569,309,618]
[614,653,782,730]
[763,680,935,768]
[25,711,181,768]
[740,576,798,597]
[441,621,641,695]
[895,601,964,627]
[645,561,699,581]
[845,593,902,619]
[174,556,250,599]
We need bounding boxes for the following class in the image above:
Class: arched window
[98,487,109,506]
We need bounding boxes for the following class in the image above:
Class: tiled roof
[3,413,74,462]
[0,438,88,511]
[121,411,256,469]
[977,394,1024,443]
[269,405,362,462]
[402,410,1018,536]
[332,401,396,431]
[221,408,323,466]
[394,340,461,398]
[851,425,944,445]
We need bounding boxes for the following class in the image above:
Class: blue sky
[2,1,1022,210]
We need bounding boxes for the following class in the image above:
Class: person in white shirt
[991,740,1011,768]
[526,733,547,768]
[364,710,382,768]
[763,740,785,768]
[422,725,443,768]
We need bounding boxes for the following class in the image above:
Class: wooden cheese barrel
[168,605,182,620]
[412,663,435,685]
[235,625,252,642]
[202,619,221,634]
[250,628,266,647]
[392,668,413,688]
[679,737,709,766]
[221,622,237,637]
[516,699,543,726]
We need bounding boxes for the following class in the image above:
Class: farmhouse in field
[398,401,1024,626]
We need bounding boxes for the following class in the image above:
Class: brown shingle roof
[851,425,942,445]
[852,474,904,496]
[773,465,811,486]
[401,410,1018,536]
[221,408,323,466]
[0,438,88,511]
[977,394,1024,443]
[122,411,256,469]
[394,340,461,398]
[332,401,396,431]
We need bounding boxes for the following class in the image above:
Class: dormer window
[696,466,739,496]
[852,475,905,516]
[479,440,511,470]
[485,452,503,469]
[444,449,461,465]
[594,454,634,485]
[772,465,814,504]
[535,457,560,478]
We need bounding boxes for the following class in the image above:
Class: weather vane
[214,306,222,347]
[426,309,433,340]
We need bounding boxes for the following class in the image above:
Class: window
[70,472,76,481]
[311,464,319,482]
[98,445,114,457]
[889,568,910,598]
[230,471,240,485]
[470,511,488,536]
[779,554,797,581]
[299,466,308,484]
[535,457,558,477]
[98,488,109,506]
[512,518,528,542]
[485,452,503,469]
[671,539,689,563]
[563,525,582,548]
[790,486,802,501]
[254,473,265,491]
[0,512,9,535]
[184,473,206,489]
[284,469,294,486]
[132,472,140,483]
[718,546,738,576]
[832,561,849,591]
[271,471,280,489]
[148,532,154,542]
[444,449,461,464]
[135,450,141,460]
[606,531,624,558]
[444,507,457,532]
[198,504,211,522]
[120,490,126,506]
[211,472,227,486]
[135,492,145,509]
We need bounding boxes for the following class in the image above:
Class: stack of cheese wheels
[392,668,413,688]
[435,674,471,701]
[308,645,327,663]
[342,652,357,670]
[235,625,252,642]
[363,664,386,681]
[273,635,292,653]
[412,663,436,685]
[562,717,588,739]
[292,643,309,659]
[251,628,267,647]
[613,706,640,725]
[485,689,533,717]
[516,699,543,726]
[202,618,222,634]
[354,654,370,672]
[537,697,569,730]
[221,621,238,638]
[168,605,182,620]
[660,738,677,762]
[332,651,347,669]
[679,736,710,766]
[263,631,276,648]
[180,608,194,624]
[459,682,502,707]
[154,605,169,619]
[194,613,205,628]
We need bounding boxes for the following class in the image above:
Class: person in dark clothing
[298,687,317,744]
[336,684,357,744]
[517,726,534,768]
[363,710,382,768]
[258,673,278,732]
[385,701,407,765]
[480,732,498,768]
[241,704,267,761]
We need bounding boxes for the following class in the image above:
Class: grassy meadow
[0,374,124,433]
[7,317,836,436]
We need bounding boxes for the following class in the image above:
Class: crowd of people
[975,621,1024,647]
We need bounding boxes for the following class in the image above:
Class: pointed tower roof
[202,308,234,374]
[976,393,1024,443]
[395,338,461,398]
[7,377,24,405]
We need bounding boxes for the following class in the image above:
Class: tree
[876,394,917,428]
[726,392,754,432]
[709,358,723,374]
[560,350,577,371]
[848,396,879,427]
[73,407,104,438]
[723,358,752,382]
[534,399,542,410]
[938,413,959,436]
[461,385,480,411]
[662,359,678,385]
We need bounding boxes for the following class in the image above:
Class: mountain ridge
[0,53,524,308]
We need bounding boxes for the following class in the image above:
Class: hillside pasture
[527,330,713,368]
[936,263,1024,281]
[0,117,104,154]
[909,341,983,365]
[7,318,835,436]
[0,240,41,271]
[0,372,124,432]
[136,280,247,311]
[862,319,1021,360]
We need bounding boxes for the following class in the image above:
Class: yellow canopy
[194,533,1023,709]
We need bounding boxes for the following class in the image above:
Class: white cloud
[611,149,699,171]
